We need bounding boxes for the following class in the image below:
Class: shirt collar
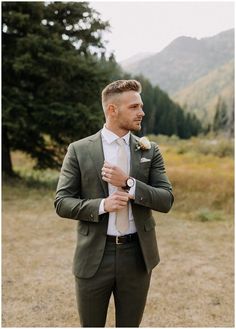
[101,125,130,145]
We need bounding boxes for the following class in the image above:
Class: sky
[90,1,235,62]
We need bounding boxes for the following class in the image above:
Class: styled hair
[101,79,142,112]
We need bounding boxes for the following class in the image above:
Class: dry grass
[2,142,234,327]
[159,140,234,221]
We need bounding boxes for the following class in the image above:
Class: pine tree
[213,97,228,132]
[2,2,112,175]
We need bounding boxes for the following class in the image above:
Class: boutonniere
[135,136,151,151]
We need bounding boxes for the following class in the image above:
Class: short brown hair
[101,79,142,111]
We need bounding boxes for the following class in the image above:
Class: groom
[54,79,174,327]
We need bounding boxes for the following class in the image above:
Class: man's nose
[139,108,145,117]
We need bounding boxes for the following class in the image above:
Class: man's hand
[102,161,128,188]
[104,190,134,213]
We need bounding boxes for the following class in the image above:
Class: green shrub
[197,208,224,222]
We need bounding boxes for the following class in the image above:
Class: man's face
[114,91,145,132]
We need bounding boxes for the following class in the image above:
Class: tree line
[3,2,202,176]
[212,97,234,136]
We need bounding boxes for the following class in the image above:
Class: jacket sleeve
[54,143,103,222]
[134,143,174,213]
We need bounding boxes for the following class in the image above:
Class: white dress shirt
[99,125,137,236]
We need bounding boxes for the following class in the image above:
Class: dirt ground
[2,184,234,327]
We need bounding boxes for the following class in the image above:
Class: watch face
[127,178,134,187]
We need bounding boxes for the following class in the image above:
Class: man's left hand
[101,161,128,188]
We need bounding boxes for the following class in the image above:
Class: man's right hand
[104,190,134,213]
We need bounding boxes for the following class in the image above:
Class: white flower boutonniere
[135,136,151,151]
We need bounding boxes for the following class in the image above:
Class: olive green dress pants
[75,239,151,327]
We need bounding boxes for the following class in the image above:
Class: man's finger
[103,163,123,175]
[115,190,128,196]
[116,195,129,202]
[103,161,114,169]
[102,176,110,183]
[125,193,134,200]
[115,191,134,200]
[114,204,127,210]
[116,190,133,197]
[117,200,127,206]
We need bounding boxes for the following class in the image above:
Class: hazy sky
[90,1,234,62]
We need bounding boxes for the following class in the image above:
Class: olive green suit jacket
[54,130,174,279]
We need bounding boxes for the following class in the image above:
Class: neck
[105,122,129,138]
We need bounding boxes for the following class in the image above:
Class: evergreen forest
[3,2,203,175]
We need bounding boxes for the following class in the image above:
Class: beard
[120,120,142,132]
[132,121,142,131]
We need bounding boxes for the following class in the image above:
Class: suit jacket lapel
[88,131,140,195]
[88,130,108,197]
[130,134,142,179]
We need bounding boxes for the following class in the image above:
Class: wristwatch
[124,177,135,190]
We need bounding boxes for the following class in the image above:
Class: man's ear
[107,103,118,116]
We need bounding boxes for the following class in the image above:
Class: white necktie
[116,138,129,234]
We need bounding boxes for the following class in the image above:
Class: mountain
[173,59,234,122]
[121,29,234,94]
[121,29,234,124]
[120,52,154,68]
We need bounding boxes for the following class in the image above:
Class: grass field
[2,136,234,327]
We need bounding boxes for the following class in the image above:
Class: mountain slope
[121,29,234,95]
[173,59,234,123]
[120,52,154,68]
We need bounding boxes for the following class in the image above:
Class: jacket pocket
[140,161,151,168]
[144,217,156,232]
[77,222,89,236]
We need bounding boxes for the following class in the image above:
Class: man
[54,79,174,327]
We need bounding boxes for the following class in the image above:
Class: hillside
[173,59,234,122]
[121,29,234,95]
[120,52,154,67]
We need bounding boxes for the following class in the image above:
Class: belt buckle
[116,236,123,245]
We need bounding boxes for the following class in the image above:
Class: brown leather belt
[106,233,138,245]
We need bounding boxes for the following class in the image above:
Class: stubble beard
[121,122,142,132]
[133,121,142,131]
[118,117,142,132]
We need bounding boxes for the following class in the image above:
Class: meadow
[2,135,234,327]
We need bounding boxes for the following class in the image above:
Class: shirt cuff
[129,178,136,197]
[99,198,106,215]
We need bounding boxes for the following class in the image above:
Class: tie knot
[116,138,126,146]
